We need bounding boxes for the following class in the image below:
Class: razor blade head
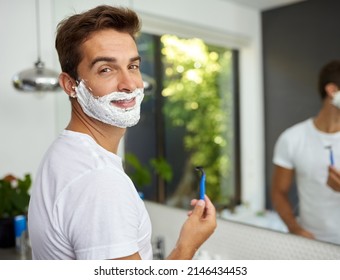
[195,166,205,176]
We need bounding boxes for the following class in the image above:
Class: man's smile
[110,97,136,109]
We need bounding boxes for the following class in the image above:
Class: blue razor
[325,146,335,166]
[195,166,206,200]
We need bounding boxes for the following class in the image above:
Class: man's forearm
[166,243,197,260]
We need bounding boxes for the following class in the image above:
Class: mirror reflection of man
[271,60,340,245]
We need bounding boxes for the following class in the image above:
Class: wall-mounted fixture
[12,0,60,92]
[142,73,156,95]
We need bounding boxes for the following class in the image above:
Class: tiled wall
[145,201,340,259]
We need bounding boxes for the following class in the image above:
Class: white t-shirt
[273,118,340,245]
[28,130,153,259]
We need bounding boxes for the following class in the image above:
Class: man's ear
[59,72,77,98]
[325,83,339,98]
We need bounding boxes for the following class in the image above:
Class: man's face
[77,29,143,101]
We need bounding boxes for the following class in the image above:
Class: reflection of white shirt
[28,130,152,259]
[273,118,340,245]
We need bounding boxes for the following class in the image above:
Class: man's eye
[100,67,111,73]
[129,64,140,70]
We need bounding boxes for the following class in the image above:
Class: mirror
[262,0,340,247]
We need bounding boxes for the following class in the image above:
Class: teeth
[107,90,140,104]
[112,97,133,102]
[112,99,132,103]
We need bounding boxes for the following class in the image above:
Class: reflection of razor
[325,146,335,166]
[195,166,206,200]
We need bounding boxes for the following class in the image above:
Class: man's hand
[288,224,315,239]
[167,195,217,260]
[327,166,340,192]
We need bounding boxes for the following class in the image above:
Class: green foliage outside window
[125,153,173,191]
[161,35,234,205]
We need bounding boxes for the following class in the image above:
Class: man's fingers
[190,199,205,218]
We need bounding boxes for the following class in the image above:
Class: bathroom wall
[0,0,59,178]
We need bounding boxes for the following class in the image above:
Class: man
[28,5,216,260]
[271,60,340,245]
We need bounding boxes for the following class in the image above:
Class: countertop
[0,247,32,260]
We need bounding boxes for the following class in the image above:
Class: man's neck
[67,111,125,154]
[314,102,340,133]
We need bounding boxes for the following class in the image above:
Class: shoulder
[69,166,135,197]
[44,130,124,179]
[273,119,312,167]
[276,118,312,144]
[281,118,311,136]
[56,166,141,224]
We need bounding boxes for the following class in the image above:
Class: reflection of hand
[290,225,315,240]
[171,195,217,259]
[327,166,340,192]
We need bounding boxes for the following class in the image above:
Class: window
[125,32,240,210]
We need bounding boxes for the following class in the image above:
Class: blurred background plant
[0,174,31,218]
[0,173,31,248]
[124,153,173,191]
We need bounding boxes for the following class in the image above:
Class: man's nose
[117,71,138,93]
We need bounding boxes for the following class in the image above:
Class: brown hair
[55,5,141,80]
[318,60,340,99]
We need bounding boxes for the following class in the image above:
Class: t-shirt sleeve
[273,128,295,170]
[56,167,141,260]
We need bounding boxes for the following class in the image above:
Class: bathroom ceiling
[225,0,306,11]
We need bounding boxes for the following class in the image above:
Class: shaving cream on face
[332,91,340,109]
[75,80,144,128]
